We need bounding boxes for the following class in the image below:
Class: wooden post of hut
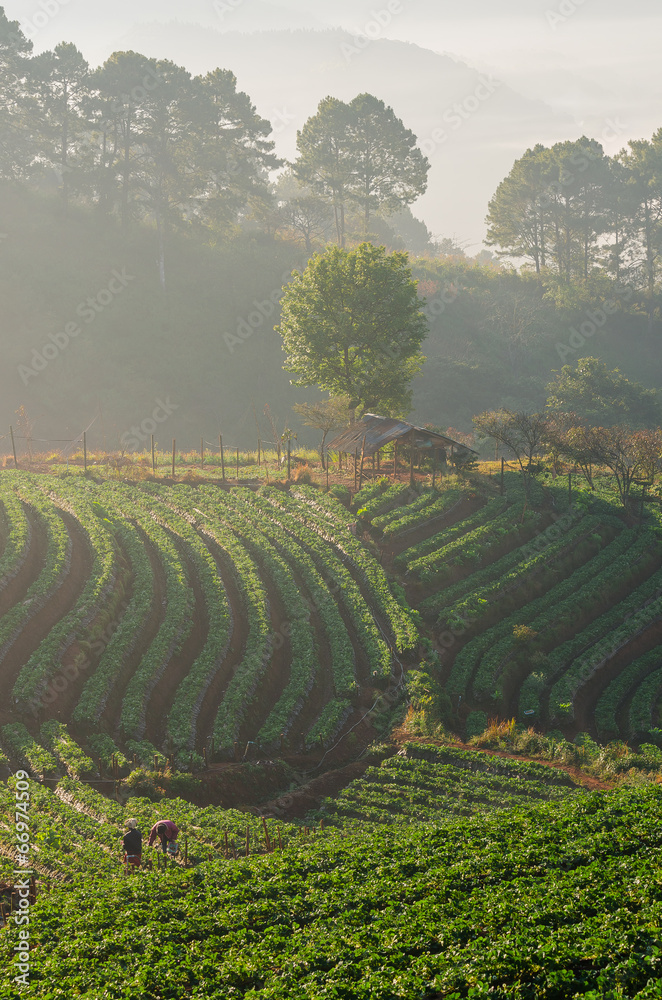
[359,436,367,489]
[432,449,437,488]
[409,442,414,485]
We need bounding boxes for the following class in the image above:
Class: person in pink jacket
[148,820,179,854]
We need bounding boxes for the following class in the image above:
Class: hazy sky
[5,0,661,246]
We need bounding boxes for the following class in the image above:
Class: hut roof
[326,413,477,457]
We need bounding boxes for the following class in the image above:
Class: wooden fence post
[83,432,87,472]
[262,816,271,852]
[236,447,240,482]
[172,439,176,479]
[151,435,156,475]
[201,438,204,468]
[287,439,291,480]
[245,827,250,857]
[9,426,18,468]
[501,457,505,495]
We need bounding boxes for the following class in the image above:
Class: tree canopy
[546,358,661,428]
[277,243,428,419]
[294,93,429,245]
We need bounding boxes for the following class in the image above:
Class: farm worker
[148,820,179,853]
[122,818,142,869]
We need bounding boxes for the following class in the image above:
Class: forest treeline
[0,5,661,448]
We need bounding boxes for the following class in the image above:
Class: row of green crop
[262,487,418,652]
[199,493,316,749]
[130,485,232,750]
[374,486,465,538]
[516,552,662,721]
[225,486,392,678]
[420,511,610,622]
[0,723,57,778]
[207,488,356,747]
[0,483,71,664]
[548,575,662,722]
[292,485,357,528]
[395,494,507,568]
[594,645,662,740]
[435,516,618,632]
[0,485,31,587]
[320,755,581,825]
[189,489,318,748]
[629,665,662,737]
[400,742,579,785]
[449,526,655,701]
[355,482,411,520]
[407,503,542,584]
[40,721,95,778]
[72,516,154,725]
[184,505,272,753]
[10,475,123,708]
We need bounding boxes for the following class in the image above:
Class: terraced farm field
[0,471,417,762]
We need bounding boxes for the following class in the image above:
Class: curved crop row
[133,485,232,750]
[356,482,411,520]
[0,483,71,666]
[261,487,417,652]
[449,526,654,701]
[519,558,662,719]
[407,504,541,584]
[549,571,662,722]
[73,516,154,725]
[211,488,356,698]
[291,485,356,529]
[628,664,662,736]
[192,490,316,749]
[40,721,95,778]
[223,487,391,676]
[594,646,662,740]
[434,515,617,630]
[374,486,465,538]
[176,500,272,753]
[0,481,31,588]
[395,494,507,569]
[420,511,608,620]
[1,723,57,778]
[12,477,122,708]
